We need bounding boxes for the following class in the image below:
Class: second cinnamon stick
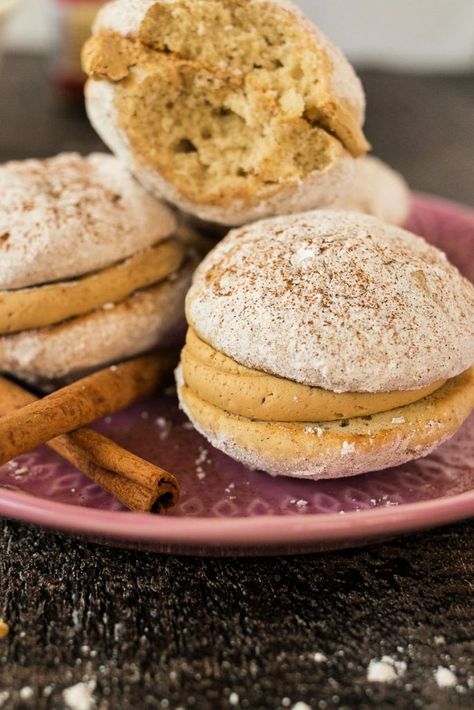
[0,351,176,467]
[0,376,180,512]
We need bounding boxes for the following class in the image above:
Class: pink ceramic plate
[0,194,473,555]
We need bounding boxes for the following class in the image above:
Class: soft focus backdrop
[3,0,474,71]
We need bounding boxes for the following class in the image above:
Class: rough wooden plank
[0,521,473,708]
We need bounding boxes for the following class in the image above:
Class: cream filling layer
[182,328,446,422]
[0,239,185,335]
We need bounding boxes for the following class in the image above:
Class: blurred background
[3,0,474,71]
[0,0,473,205]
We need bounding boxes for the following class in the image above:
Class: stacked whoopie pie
[0,152,194,384]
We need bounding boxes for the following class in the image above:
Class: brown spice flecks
[187,210,474,393]
[0,152,176,290]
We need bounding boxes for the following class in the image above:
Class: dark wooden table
[0,55,473,710]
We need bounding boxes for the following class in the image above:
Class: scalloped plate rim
[1,486,474,547]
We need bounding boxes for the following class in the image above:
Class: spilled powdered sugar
[434,666,458,688]
[63,681,96,710]
[367,656,407,683]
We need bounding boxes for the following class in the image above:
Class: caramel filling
[0,239,185,335]
[182,328,446,422]
[83,0,368,209]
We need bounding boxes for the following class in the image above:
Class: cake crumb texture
[83,0,368,224]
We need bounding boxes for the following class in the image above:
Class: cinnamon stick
[0,376,180,513]
[0,351,177,467]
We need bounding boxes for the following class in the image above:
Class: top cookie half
[82,0,369,225]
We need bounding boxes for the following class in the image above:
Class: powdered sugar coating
[334,156,410,226]
[85,0,365,226]
[187,211,474,393]
[0,264,192,380]
[0,152,176,290]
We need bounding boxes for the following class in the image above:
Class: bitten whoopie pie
[82,0,369,226]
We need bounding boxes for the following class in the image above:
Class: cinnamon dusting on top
[0,152,176,290]
[187,210,474,393]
